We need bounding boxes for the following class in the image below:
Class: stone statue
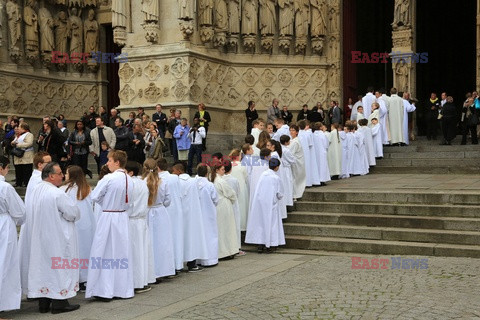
[84,0,97,5]
[278,0,294,36]
[392,0,410,29]
[69,0,83,7]
[68,7,83,54]
[54,11,69,53]
[54,0,67,5]
[294,0,309,38]
[84,9,99,53]
[179,0,194,20]
[38,6,55,52]
[310,0,326,37]
[241,0,257,35]
[259,0,276,36]
[198,0,214,26]
[112,0,128,27]
[328,5,338,33]
[214,0,228,30]
[395,59,409,92]
[6,0,22,51]
[24,0,39,53]
[142,0,160,22]
[227,0,240,33]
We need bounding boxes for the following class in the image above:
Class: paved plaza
[3,251,479,320]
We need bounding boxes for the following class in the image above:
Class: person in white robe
[375,90,389,145]
[222,161,243,252]
[26,162,81,313]
[245,158,285,252]
[157,158,184,272]
[241,143,256,179]
[345,124,357,175]
[272,118,291,142]
[350,95,363,121]
[387,88,405,145]
[368,102,380,127]
[312,124,331,185]
[172,163,208,271]
[352,130,369,175]
[356,106,365,126]
[338,127,350,179]
[279,136,295,207]
[125,162,154,292]
[0,157,25,313]
[86,150,134,301]
[229,149,249,232]
[327,124,342,178]
[250,119,265,146]
[196,165,220,267]
[370,118,383,158]
[297,121,316,187]
[402,93,417,145]
[268,141,288,219]
[60,165,96,291]
[144,159,175,279]
[249,149,271,212]
[358,119,376,167]
[211,165,239,259]
[362,87,376,120]
[19,151,51,292]
[288,125,306,199]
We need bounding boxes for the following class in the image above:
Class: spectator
[113,117,130,151]
[99,141,111,167]
[173,118,191,163]
[164,107,176,155]
[426,92,441,140]
[280,106,293,124]
[3,118,18,156]
[187,118,205,175]
[194,103,211,151]
[11,122,34,187]
[152,104,168,137]
[344,97,353,121]
[125,111,136,130]
[68,120,93,178]
[109,108,122,128]
[144,123,159,157]
[57,119,70,172]
[308,105,324,124]
[0,120,4,156]
[37,120,66,162]
[461,97,478,145]
[297,104,310,122]
[350,95,363,121]
[330,101,342,124]
[440,96,457,145]
[267,98,280,127]
[83,106,98,130]
[98,106,108,126]
[137,107,145,119]
[168,110,182,161]
[127,124,146,164]
[89,117,116,174]
[245,101,258,134]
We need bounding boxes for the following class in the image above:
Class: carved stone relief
[11,78,25,95]
[58,84,73,99]
[203,83,214,103]
[189,59,201,80]
[295,88,309,104]
[144,82,161,103]
[223,67,240,86]
[242,68,259,87]
[190,82,201,101]
[172,80,187,101]
[27,81,41,97]
[144,61,161,81]
[89,85,98,99]
[227,88,242,107]
[203,63,214,82]
[214,85,227,105]
[0,79,9,94]
[119,63,136,83]
[74,85,88,100]
[311,69,326,88]
[294,69,309,87]
[261,88,275,107]
[260,69,276,87]
[171,58,189,78]
[245,88,259,104]
[278,69,293,87]
[279,88,293,105]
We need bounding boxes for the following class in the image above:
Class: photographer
[187,118,206,175]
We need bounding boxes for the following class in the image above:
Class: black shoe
[134,285,152,294]
[188,266,204,273]
[79,282,86,292]
[38,298,51,313]
[93,296,112,302]
[87,171,93,179]
[257,245,264,253]
[51,304,80,314]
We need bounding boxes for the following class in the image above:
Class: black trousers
[442,118,457,143]
[462,123,478,144]
[425,116,438,139]
[202,127,208,151]
[94,156,102,174]
[187,144,203,175]
[14,163,33,186]
[39,298,71,310]
[72,153,92,176]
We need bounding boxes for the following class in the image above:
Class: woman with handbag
[11,123,34,187]
[461,97,479,145]
[68,120,93,178]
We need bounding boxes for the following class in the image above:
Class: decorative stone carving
[27,81,41,97]
[200,26,214,43]
[171,58,189,78]
[392,0,410,30]
[89,85,98,99]
[190,82,201,101]
[241,0,257,35]
[84,0,97,6]
[7,0,22,59]
[278,36,291,54]
[179,21,194,40]
[144,82,162,103]
[227,88,242,106]
[278,69,293,87]
[395,59,409,92]
[328,35,339,61]
[143,22,160,43]
[74,85,88,100]
[0,79,9,93]
[242,68,259,87]
[215,65,227,83]
[58,84,73,99]
[392,29,412,48]
[328,64,339,89]
[311,88,324,104]
[203,63,214,82]
[295,39,307,54]
[261,36,273,52]
[179,0,194,20]
[214,31,226,47]
[112,0,129,46]
[142,0,160,22]
[144,61,161,80]
[242,35,256,52]
[310,0,326,37]
[69,7,84,71]
[11,78,25,95]
[164,65,169,74]
[84,9,99,71]
[69,0,82,7]
[0,96,10,110]
[311,69,326,88]
[328,2,338,34]
[214,85,227,105]
[189,59,201,79]
[278,0,294,36]
[259,0,276,36]
[203,83,214,103]
[13,97,27,114]
[223,67,240,86]
[138,89,143,98]
[163,87,169,97]
[54,11,69,69]
[279,89,293,105]
[294,69,309,87]
[44,82,56,99]
[227,0,240,50]
[119,63,135,82]
[214,0,228,30]
[199,0,213,25]
[294,0,309,52]
[260,69,276,87]
[24,0,39,63]
[119,84,136,104]
[38,6,54,66]
[136,67,143,77]
[311,36,325,55]
[295,88,309,104]
[261,88,275,107]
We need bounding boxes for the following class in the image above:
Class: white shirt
[188,126,206,145]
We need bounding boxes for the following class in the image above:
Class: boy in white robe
[250,119,265,146]
[370,118,383,159]
[196,164,220,267]
[125,161,153,293]
[0,157,25,313]
[272,118,291,142]
[288,125,306,199]
[157,158,184,273]
[312,123,331,185]
[245,134,260,157]
[297,120,316,187]
[345,123,357,175]
[223,161,243,254]
[356,106,365,126]
[245,158,285,253]
[241,143,255,179]
[229,149,249,232]
[338,125,350,179]
[327,124,342,179]
[352,128,369,175]
[249,148,271,212]
[279,135,295,210]
[87,150,134,301]
[358,119,376,167]
[172,163,208,272]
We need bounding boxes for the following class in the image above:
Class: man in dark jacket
[152,104,168,137]
[440,96,458,145]
[426,93,440,140]
[113,118,130,151]
[83,106,98,130]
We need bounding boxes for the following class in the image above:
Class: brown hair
[64,165,91,200]
[229,148,241,161]
[99,164,110,179]
[142,158,160,206]
[209,164,223,183]
[241,143,251,155]
[33,151,50,169]
[19,122,30,131]
[108,150,127,168]
[256,131,271,149]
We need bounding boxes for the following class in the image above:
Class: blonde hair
[142,158,161,206]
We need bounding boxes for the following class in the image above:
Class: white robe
[339,131,350,179]
[26,181,80,299]
[86,169,134,299]
[312,131,331,183]
[350,100,363,120]
[298,130,315,187]
[127,177,154,288]
[358,126,376,166]
[280,145,295,207]
[327,129,342,176]
[270,151,287,220]
[159,171,184,271]
[345,132,356,175]
[368,109,380,127]
[251,127,262,146]
[378,96,390,144]
[215,176,239,258]
[230,161,249,231]
[403,99,416,145]
[388,94,404,144]
[196,177,219,266]
[245,169,285,247]
[0,176,25,312]
[272,124,291,141]
[362,92,376,120]
[249,159,269,212]
[371,123,383,158]
[60,184,96,284]
[223,174,241,248]
[289,137,306,198]
[353,131,369,175]
[178,173,208,261]
[148,179,175,278]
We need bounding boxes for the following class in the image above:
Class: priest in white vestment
[362,88,376,120]
[288,125,306,199]
[387,88,405,145]
[402,93,417,145]
[375,91,390,145]
[0,157,25,312]
[26,162,81,313]
[350,96,363,121]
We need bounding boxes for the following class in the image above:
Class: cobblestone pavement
[3,252,480,320]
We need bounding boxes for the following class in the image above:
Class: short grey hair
[42,162,60,180]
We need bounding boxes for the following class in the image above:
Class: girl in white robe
[267,140,288,219]
[196,165,220,266]
[223,162,242,251]
[211,165,239,259]
[358,119,376,167]
[368,103,380,127]
[297,122,315,187]
[229,149,249,232]
[338,127,350,179]
[370,119,383,158]
[279,136,295,207]
[0,158,25,312]
[353,130,369,175]
[327,124,342,178]
[143,159,175,279]
[345,124,357,175]
[288,125,306,199]
[312,124,331,185]
[60,165,96,288]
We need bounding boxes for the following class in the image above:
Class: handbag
[11,147,25,158]
[164,130,172,139]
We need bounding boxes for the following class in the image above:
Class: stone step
[384,151,480,159]
[284,235,480,258]
[383,144,480,153]
[286,212,480,231]
[375,158,480,167]
[294,201,480,218]
[283,222,480,245]
[300,190,480,205]
[369,166,478,174]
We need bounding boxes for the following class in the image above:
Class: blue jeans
[187,144,203,175]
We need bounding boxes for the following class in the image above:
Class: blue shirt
[173,124,191,150]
